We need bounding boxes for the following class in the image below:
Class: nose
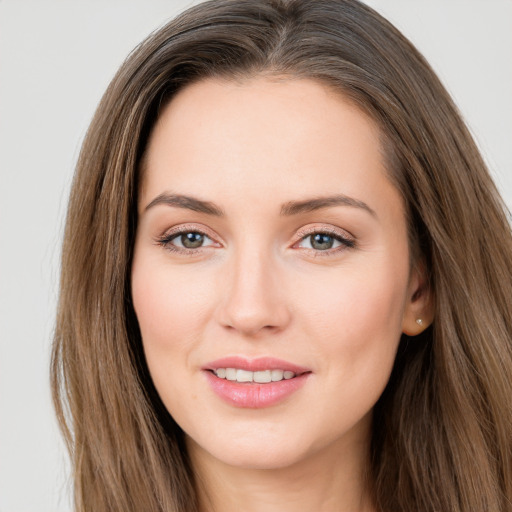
[215,247,292,337]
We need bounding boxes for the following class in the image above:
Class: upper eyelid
[160,223,220,241]
[294,224,355,241]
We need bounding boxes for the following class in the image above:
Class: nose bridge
[217,240,290,336]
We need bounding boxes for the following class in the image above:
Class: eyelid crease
[157,223,222,243]
[294,224,356,243]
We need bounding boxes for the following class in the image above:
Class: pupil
[182,232,204,248]
[311,233,333,250]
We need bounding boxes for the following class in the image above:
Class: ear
[402,262,434,336]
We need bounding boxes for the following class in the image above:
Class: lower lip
[204,371,310,408]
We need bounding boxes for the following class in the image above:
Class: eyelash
[294,226,356,256]
[155,224,219,256]
[155,225,356,257]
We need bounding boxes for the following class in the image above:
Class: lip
[202,356,310,374]
[202,356,312,408]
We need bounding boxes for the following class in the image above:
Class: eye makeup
[154,221,357,259]
[154,223,221,256]
[293,224,356,256]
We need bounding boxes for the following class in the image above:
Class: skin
[131,77,432,512]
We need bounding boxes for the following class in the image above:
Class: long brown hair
[51,1,512,510]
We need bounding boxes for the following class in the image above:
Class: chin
[187,427,316,471]
[212,444,309,470]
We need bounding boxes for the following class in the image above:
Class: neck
[187,422,375,512]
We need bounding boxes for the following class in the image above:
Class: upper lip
[203,356,311,374]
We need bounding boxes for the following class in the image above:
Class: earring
[416,318,423,326]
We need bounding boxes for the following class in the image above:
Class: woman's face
[132,77,427,470]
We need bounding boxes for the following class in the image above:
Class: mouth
[203,356,312,408]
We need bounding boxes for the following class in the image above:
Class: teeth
[271,369,284,381]
[236,369,253,382]
[214,368,297,383]
[254,370,271,383]
[225,368,237,381]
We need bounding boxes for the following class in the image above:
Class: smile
[213,368,296,383]
[203,357,311,408]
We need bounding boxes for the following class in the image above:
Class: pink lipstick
[202,356,311,408]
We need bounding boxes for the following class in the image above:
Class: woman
[51,0,512,511]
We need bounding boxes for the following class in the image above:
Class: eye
[172,231,214,249]
[156,228,218,253]
[295,230,355,252]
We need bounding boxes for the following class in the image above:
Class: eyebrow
[144,193,225,216]
[280,194,376,217]
[144,192,376,218]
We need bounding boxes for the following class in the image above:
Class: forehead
[139,77,401,222]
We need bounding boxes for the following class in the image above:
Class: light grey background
[0,1,510,510]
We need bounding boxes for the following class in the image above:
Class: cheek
[303,261,405,329]
[132,254,211,337]
[130,252,216,392]
[297,255,408,385]
[130,258,215,427]
[285,257,409,449]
